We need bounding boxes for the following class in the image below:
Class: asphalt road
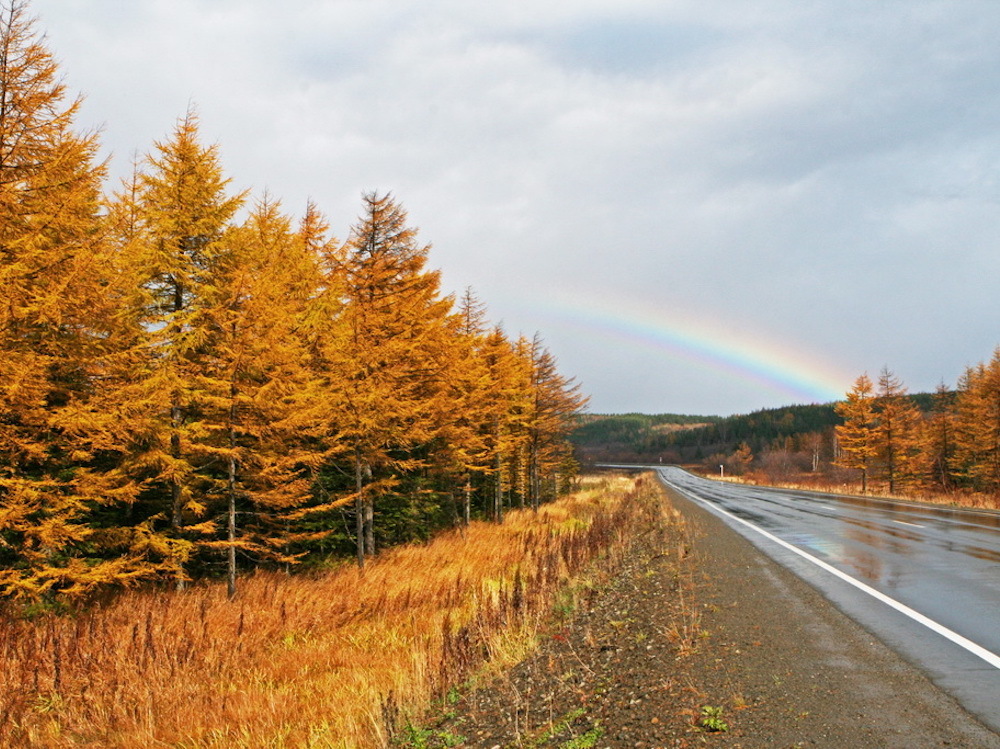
[647,466,1000,735]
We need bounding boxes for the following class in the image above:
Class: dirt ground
[405,477,1000,748]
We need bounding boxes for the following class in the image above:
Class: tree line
[0,1,587,603]
[570,412,720,463]
[571,406,841,466]
[834,359,1000,497]
[576,363,1000,505]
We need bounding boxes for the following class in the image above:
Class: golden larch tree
[872,367,921,494]
[109,111,245,587]
[914,382,956,491]
[199,195,327,597]
[479,327,532,521]
[835,373,876,493]
[951,351,1000,494]
[0,0,152,599]
[427,288,494,525]
[525,334,588,508]
[326,192,453,566]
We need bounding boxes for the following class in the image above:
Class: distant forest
[575,355,1000,508]
[571,405,842,466]
[571,391,953,482]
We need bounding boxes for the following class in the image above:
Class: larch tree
[479,327,532,521]
[284,201,356,551]
[951,351,1000,494]
[0,0,152,599]
[835,373,876,493]
[110,110,245,587]
[201,195,324,597]
[872,367,921,494]
[525,335,588,509]
[329,192,452,566]
[918,383,956,491]
[429,288,493,525]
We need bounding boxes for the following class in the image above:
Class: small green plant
[699,705,729,732]
[396,722,432,748]
[395,722,465,748]
[435,730,466,747]
[32,692,63,714]
[519,708,588,748]
[560,721,604,748]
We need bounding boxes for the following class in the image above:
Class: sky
[31,0,1000,416]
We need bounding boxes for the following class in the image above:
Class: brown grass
[0,473,671,748]
[714,472,1000,512]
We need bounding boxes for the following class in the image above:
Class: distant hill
[571,412,720,461]
[571,404,841,465]
[572,394,939,467]
[570,411,725,465]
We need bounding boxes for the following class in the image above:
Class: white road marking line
[893,520,924,528]
[661,475,1000,671]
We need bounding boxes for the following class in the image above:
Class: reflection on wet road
[651,466,1000,733]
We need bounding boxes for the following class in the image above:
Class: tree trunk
[463,478,471,526]
[530,450,540,511]
[170,399,185,591]
[170,278,186,590]
[494,448,504,523]
[364,496,375,558]
[227,414,237,600]
[354,455,365,568]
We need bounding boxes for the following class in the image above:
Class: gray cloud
[34,0,1000,414]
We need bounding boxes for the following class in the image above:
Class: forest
[833,365,999,498]
[575,361,1000,508]
[571,412,720,463]
[571,407,837,465]
[0,1,587,605]
[713,364,1000,502]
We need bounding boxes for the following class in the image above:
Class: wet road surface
[649,466,1000,734]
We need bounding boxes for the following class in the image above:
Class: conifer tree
[202,195,324,597]
[479,327,531,521]
[951,351,1000,493]
[329,192,452,566]
[918,383,956,491]
[525,335,587,509]
[110,111,245,587]
[285,201,355,548]
[872,367,921,494]
[835,373,876,493]
[426,289,492,526]
[0,0,149,599]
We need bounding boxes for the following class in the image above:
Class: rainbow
[532,292,851,406]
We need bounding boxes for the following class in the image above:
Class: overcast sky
[33,0,1000,415]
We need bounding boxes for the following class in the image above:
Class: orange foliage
[0,4,590,603]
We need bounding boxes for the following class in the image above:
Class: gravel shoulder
[416,476,1000,748]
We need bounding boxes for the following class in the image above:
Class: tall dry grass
[723,471,1000,511]
[0,473,673,748]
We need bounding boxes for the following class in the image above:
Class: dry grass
[0,474,668,748]
[659,538,703,658]
[715,472,1000,512]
